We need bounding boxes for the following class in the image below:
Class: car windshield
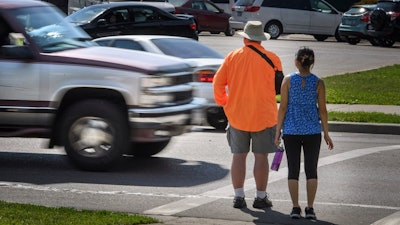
[151,38,223,59]
[65,5,108,23]
[12,6,94,53]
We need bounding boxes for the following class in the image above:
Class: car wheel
[313,35,329,41]
[334,28,345,42]
[264,21,282,39]
[347,37,361,45]
[368,37,381,46]
[61,99,128,171]
[130,139,171,157]
[370,8,388,31]
[379,37,395,47]
[224,24,235,36]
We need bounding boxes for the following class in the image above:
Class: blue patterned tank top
[282,73,321,135]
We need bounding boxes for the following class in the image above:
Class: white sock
[256,191,266,199]
[234,188,245,198]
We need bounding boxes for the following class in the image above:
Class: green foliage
[0,200,159,225]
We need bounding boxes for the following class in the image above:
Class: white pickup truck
[0,0,205,171]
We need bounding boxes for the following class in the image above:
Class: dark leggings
[283,134,321,180]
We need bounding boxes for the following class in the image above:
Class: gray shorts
[226,125,277,154]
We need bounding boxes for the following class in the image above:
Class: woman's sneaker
[290,207,302,219]
[233,197,246,208]
[305,207,316,219]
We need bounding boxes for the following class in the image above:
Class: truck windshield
[12,6,95,53]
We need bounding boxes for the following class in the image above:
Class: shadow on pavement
[0,152,229,187]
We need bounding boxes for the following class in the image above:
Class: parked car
[0,0,205,171]
[339,4,380,45]
[229,0,344,41]
[170,0,235,36]
[367,0,400,47]
[93,35,228,130]
[65,1,199,40]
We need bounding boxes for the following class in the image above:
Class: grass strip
[328,111,400,124]
[0,200,159,225]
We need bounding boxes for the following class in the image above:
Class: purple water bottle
[271,142,285,171]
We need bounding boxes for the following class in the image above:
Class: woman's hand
[324,135,334,150]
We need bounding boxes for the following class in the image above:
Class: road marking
[1,145,399,216]
[144,145,400,215]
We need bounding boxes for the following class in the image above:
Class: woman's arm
[275,75,290,145]
[317,79,334,150]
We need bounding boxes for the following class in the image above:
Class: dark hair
[295,47,314,68]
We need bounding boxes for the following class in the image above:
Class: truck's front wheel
[61,100,129,171]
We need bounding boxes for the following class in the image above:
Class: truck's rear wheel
[61,100,128,171]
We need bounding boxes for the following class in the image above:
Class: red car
[170,0,234,36]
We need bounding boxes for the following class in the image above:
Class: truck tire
[61,99,129,171]
[130,139,171,157]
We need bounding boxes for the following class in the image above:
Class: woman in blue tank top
[275,47,334,220]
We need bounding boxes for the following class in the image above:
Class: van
[229,0,344,41]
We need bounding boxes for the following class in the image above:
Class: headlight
[141,76,173,88]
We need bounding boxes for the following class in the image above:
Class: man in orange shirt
[213,21,283,209]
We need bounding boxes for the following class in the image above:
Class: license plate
[237,12,242,17]
[342,18,357,26]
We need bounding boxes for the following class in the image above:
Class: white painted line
[144,145,400,215]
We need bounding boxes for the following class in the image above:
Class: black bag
[248,45,284,95]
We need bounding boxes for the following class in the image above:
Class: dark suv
[367,0,400,47]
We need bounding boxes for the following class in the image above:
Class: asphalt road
[199,33,400,78]
[1,35,400,225]
[0,131,400,225]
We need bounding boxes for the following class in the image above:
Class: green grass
[324,64,400,105]
[0,200,159,225]
[328,111,400,123]
[324,64,400,124]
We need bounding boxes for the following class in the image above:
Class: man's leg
[231,153,248,189]
[253,153,268,192]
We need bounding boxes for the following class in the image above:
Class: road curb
[329,121,400,135]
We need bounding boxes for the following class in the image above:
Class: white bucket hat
[238,21,270,41]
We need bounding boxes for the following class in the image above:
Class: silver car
[93,35,228,130]
[229,0,343,41]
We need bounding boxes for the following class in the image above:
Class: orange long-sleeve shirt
[213,43,282,132]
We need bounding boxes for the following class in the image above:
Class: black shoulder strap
[247,45,276,71]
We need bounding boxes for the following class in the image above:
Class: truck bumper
[128,97,206,142]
